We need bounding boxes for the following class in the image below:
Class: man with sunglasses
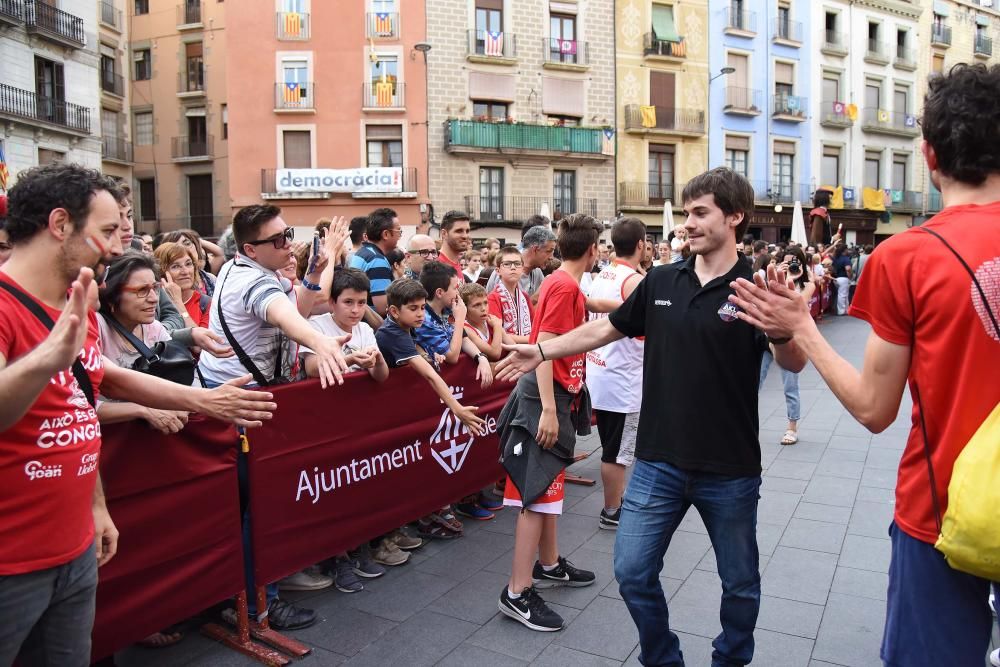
[403,233,438,279]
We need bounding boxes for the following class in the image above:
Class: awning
[185,107,206,117]
[652,4,679,42]
[933,1,950,16]
[976,14,990,26]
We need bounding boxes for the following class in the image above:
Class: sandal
[431,510,464,533]
[138,630,184,648]
[780,430,798,446]
[417,520,461,540]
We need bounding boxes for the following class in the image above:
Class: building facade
[226,0,429,235]
[426,0,615,244]
[708,0,815,243]
[98,0,132,182]
[615,0,709,240]
[129,0,228,237]
[0,0,100,185]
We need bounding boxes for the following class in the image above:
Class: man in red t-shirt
[728,64,1000,666]
[437,210,473,283]
[495,214,601,633]
[0,164,277,666]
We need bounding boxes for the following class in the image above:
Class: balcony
[821,29,848,56]
[466,29,516,63]
[0,83,90,134]
[260,167,418,200]
[177,1,201,29]
[723,87,762,116]
[365,11,397,39]
[619,182,676,209]
[100,70,124,97]
[445,119,611,162]
[931,24,951,47]
[888,190,923,213]
[642,32,687,59]
[274,82,314,111]
[362,81,405,111]
[0,0,23,26]
[171,136,213,162]
[275,11,309,40]
[24,0,85,48]
[177,68,205,97]
[819,100,853,128]
[864,39,889,65]
[894,45,916,71]
[724,8,756,36]
[861,108,920,137]
[773,17,802,45]
[99,0,120,30]
[927,189,943,213]
[750,181,812,206]
[542,38,589,70]
[772,94,807,122]
[975,35,992,58]
[623,104,705,136]
[102,135,132,164]
[462,195,598,227]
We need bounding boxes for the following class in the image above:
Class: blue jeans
[614,460,762,667]
[0,542,98,667]
[882,522,995,666]
[758,350,800,422]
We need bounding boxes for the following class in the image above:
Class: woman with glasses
[154,242,210,328]
[159,229,224,296]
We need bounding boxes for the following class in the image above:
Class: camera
[788,260,801,273]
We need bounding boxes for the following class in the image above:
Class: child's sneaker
[372,537,409,566]
[498,586,563,632]
[332,557,363,593]
[479,490,504,511]
[388,528,424,551]
[532,556,596,588]
[348,545,386,578]
[598,506,621,530]
[456,502,495,520]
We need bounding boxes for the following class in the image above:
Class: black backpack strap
[0,279,96,407]
[103,314,158,363]
[215,263,270,387]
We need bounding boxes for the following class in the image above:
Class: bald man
[404,234,439,279]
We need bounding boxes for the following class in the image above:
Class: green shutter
[652,5,679,42]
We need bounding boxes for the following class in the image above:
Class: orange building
[226,0,429,232]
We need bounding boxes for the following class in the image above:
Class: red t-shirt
[184,291,210,328]
[530,270,586,393]
[849,205,1000,544]
[487,286,534,337]
[0,276,105,574]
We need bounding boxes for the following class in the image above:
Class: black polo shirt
[608,255,768,477]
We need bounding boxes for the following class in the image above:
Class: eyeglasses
[410,249,439,258]
[169,260,195,272]
[246,227,294,249]
[121,282,161,299]
[500,261,523,269]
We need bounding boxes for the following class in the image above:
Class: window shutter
[774,140,795,155]
[725,135,749,151]
[775,62,794,85]
[282,131,311,169]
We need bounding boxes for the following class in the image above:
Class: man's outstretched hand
[728,263,812,340]
[494,343,543,383]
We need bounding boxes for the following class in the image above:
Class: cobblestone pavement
[117,315,999,666]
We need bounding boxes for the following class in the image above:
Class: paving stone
[661,528,713,580]
[762,546,838,605]
[758,490,801,526]
[802,475,860,508]
[465,602,579,662]
[541,547,614,610]
[847,500,894,539]
[293,604,397,656]
[864,447,903,470]
[343,610,477,667]
[761,475,810,494]
[756,595,825,639]
[553,596,639,660]
[766,460,818,481]
[414,527,517,582]
[812,592,886,667]
[600,574,682,603]
[663,569,724,639]
[677,509,708,535]
[820,448,868,463]
[776,442,828,463]
[347,570,459,622]
[831,566,888,602]
[624,631,714,666]
[838,535,891,573]
[856,486,896,504]
[793,501,853,524]
[815,457,865,479]
[828,435,873,452]
[778,518,847,554]
[425,569,511,625]
[533,644,621,667]
[860,466,897,490]
[436,643,528,667]
[752,628,816,666]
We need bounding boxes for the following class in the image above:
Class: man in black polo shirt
[497,167,805,666]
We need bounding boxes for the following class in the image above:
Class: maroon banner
[92,416,244,660]
[247,360,510,586]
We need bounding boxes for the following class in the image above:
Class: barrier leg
[201,590,290,666]
[240,586,312,658]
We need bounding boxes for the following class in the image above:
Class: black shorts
[595,409,638,465]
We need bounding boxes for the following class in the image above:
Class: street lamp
[710,66,736,83]
[707,67,735,167]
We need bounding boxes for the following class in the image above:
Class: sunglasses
[246,227,294,250]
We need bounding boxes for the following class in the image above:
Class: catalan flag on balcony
[374,80,394,107]
[484,31,504,56]
[601,128,615,156]
[283,82,301,106]
[639,105,657,128]
[0,144,8,191]
[669,37,686,57]
[373,12,393,36]
[283,12,302,36]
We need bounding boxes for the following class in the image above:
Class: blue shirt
[374,317,421,369]
[414,304,456,358]
[348,242,393,305]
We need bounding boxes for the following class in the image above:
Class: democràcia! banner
[276,167,403,194]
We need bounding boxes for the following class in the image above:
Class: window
[480,167,504,220]
[138,178,157,220]
[821,145,841,186]
[549,13,577,63]
[134,49,151,80]
[932,53,945,75]
[651,4,679,44]
[37,148,64,165]
[892,155,907,191]
[101,108,118,140]
[100,49,118,93]
[725,135,749,178]
[475,0,502,55]
[864,150,882,189]
[34,56,64,101]
[369,54,396,95]
[134,111,153,145]
[553,170,575,216]
[221,104,228,140]
[824,11,837,41]
[774,62,794,98]
[185,42,204,92]
[729,0,746,29]
[472,101,508,120]
[868,22,878,42]
[865,81,880,109]
[546,114,579,126]
[777,3,791,40]
[187,112,207,154]
[894,87,907,115]
[727,52,748,88]
[772,141,795,200]
[365,125,402,168]
[896,29,907,58]
[648,145,675,202]
[822,74,839,103]
[282,130,311,168]
[372,0,396,12]
[135,0,149,14]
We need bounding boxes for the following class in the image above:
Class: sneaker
[388,528,424,551]
[498,586,563,632]
[991,649,999,667]
[479,490,504,511]
[532,556,596,589]
[332,557,363,593]
[372,537,410,566]
[348,545,386,578]
[456,502,495,521]
[266,598,317,631]
[277,568,333,591]
[599,506,621,530]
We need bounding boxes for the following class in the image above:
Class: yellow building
[615,0,709,239]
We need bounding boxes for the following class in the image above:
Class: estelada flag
[283,12,301,36]
[0,143,9,191]
[373,12,392,36]
[484,31,504,56]
[601,128,615,156]
[374,80,394,107]
[283,82,301,105]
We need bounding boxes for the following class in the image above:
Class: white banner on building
[276,167,402,194]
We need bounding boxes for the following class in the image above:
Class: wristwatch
[474,353,487,363]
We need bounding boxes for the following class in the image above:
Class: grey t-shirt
[485,266,544,296]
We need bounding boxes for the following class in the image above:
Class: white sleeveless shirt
[585,261,644,413]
